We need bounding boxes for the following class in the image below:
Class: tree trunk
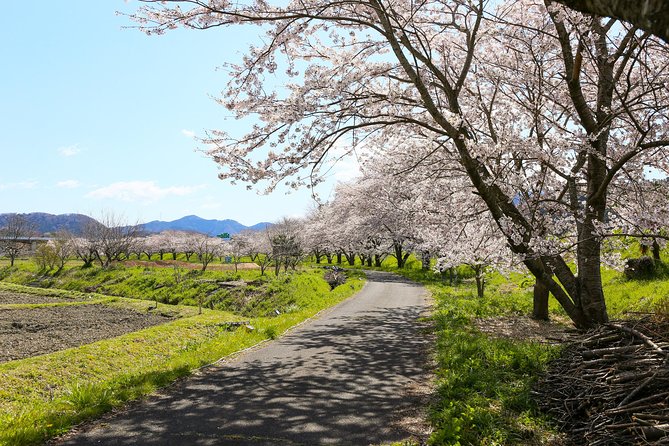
[576,221,609,325]
[532,278,550,321]
[653,239,661,261]
[421,251,431,270]
[336,252,342,265]
[394,243,405,268]
[473,265,485,298]
[475,274,484,298]
[374,254,383,267]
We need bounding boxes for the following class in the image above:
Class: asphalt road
[56,270,431,446]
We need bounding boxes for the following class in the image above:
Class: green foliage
[425,282,560,446]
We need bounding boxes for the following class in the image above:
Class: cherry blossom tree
[68,235,98,268]
[433,227,510,298]
[130,0,669,327]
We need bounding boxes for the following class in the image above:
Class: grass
[0,260,366,317]
[388,250,669,445]
[0,267,364,446]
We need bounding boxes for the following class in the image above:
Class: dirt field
[0,289,88,305]
[0,302,174,363]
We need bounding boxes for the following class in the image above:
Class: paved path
[56,271,431,445]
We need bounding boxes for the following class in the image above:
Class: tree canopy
[130,0,669,327]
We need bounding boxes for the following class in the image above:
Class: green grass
[392,253,669,445]
[0,268,364,446]
[1,261,366,317]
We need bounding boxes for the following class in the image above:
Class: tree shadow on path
[57,273,431,446]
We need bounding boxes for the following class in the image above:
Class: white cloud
[57,180,81,189]
[58,144,81,157]
[0,181,38,191]
[181,129,196,138]
[86,181,205,203]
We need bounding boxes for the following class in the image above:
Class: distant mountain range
[0,213,271,237]
[141,215,272,236]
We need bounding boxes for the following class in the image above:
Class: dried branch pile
[534,318,669,445]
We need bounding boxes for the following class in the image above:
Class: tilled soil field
[0,304,174,363]
[0,289,87,305]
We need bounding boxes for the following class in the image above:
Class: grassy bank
[0,267,364,446]
[0,261,356,317]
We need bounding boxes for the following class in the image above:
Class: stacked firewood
[534,318,669,445]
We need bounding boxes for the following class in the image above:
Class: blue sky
[0,1,357,226]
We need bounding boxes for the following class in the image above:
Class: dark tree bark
[652,239,662,261]
[532,279,550,321]
[554,0,669,43]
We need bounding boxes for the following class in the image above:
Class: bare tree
[0,214,36,267]
[33,231,72,274]
[84,213,140,268]
[193,234,220,271]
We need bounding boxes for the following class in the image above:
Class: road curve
[56,270,431,446]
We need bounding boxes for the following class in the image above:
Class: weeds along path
[55,270,432,446]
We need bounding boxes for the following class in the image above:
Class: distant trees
[192,233,221,271]
[0,214,36,266]
[33,232,71,273]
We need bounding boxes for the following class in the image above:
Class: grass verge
[0,269,364,446]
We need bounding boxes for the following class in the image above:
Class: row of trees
[0,213,307,275]
[131,0,669,328]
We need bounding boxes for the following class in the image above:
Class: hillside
[0,213,271,237]
[0,213,100,236]
[141,215,272,236]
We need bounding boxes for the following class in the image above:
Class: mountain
[0,213,271,237]
[0,213,101,236]
[141,215,272,236]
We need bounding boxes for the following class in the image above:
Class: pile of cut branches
[534,317,669,445]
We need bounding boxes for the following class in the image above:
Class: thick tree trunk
[532,278,550,321]
[336,252,342,265]
[576,219,609,325]
[393,242,408,268]
[374,254,383,267]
